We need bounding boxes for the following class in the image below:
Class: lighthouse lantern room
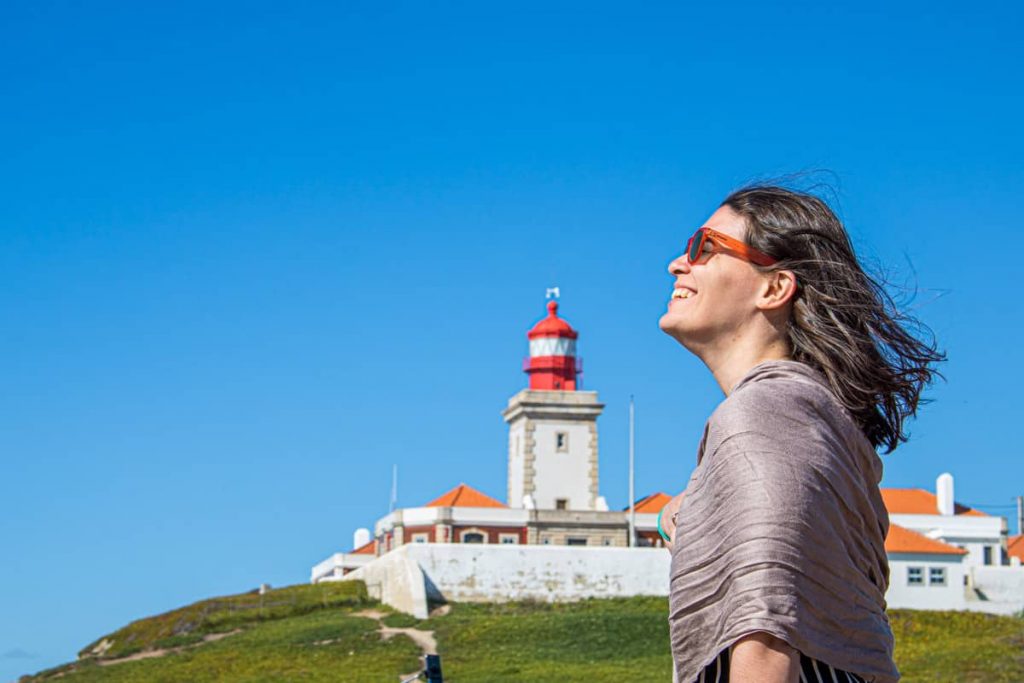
[525,300,581,391]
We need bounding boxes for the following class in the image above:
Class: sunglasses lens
[688,230,704,262]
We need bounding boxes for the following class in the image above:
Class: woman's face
[659,205,769,350]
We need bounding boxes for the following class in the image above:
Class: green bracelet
[656,507,672,543]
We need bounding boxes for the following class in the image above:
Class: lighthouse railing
[520,356,584,374]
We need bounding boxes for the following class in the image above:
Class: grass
[75,581,371,660]
[20,589,1024,682]
[430,597,672,682]
[891,609,1024,682]
[29,609,422,683]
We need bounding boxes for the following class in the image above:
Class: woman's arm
[730,632,800,683]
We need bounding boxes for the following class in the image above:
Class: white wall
[338,543,669,616]
[450,507,529,525]
[886,554,966,610]
[531,420,594,510]
[340,546,431,619]
[406,543,668,602]
[967,566,1024,615]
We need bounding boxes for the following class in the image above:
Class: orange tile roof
[352,539,377,555]
[627,492,673,514]
[1009,535,1024,563]
[885,523,967,555]
[425,483,506,508]
[881,488,986,517]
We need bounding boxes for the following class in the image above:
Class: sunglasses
[685,227,778,267]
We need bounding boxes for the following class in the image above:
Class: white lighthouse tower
[503,298,605,511]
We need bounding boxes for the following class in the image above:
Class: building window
[499,533,519,544]
[929,567,947,586]
[411,533,429,544]
[541,538,551,545]
[556,432,568,452]
[567,537,587,546]
[983,546,993,565]
[908,567,924,585]
[602,538,612,546]
[460,530,486,544]
[555,498,568,510]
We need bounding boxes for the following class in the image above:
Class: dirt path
[96,630,242,666]
[353,609,439,682]
[380,626,437,654]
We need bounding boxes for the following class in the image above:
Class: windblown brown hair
[722,185,945,453]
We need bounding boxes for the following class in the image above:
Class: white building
[884,523,967,610]
[881,473,1023,614]
[884,473,1007,567]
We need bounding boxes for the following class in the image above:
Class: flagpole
[628,395,635,547]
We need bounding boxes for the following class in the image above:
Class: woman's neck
[704,338,792,396]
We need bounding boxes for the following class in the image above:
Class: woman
[657,186,943,683]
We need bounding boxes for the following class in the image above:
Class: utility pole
[1017,496,1023,536]
[628,396,635,548]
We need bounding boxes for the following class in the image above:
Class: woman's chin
[659,312,691,341]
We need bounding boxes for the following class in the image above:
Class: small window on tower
[556,432,568,452]
[555,498,568,510]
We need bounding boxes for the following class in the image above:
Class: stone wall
[342,543,670,616]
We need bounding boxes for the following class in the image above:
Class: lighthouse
[503,297,605,512]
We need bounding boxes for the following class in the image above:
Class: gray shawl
[669,360,898,682]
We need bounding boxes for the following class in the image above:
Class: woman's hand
[659,492,685,549]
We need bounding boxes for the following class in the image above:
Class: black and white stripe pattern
[693,649,867,683]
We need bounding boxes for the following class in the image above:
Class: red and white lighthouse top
[524,300,580,391]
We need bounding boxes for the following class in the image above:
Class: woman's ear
[756,269,798,311]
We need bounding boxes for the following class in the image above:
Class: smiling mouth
[671,288,696,300]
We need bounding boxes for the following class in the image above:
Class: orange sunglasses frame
[686,227,778,267]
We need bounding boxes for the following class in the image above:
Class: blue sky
[2,1,1022,679]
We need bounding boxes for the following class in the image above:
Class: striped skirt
[690,648,867,683]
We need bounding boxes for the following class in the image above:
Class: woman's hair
[722,185,945,453]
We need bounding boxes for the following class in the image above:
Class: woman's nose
[668,253,691,275]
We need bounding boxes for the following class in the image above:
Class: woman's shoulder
[715,360,836,421]
[704,360,866,458]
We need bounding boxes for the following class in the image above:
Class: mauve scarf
[669,360,898,682]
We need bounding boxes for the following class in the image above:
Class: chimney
[936,473,955,516]
[353,527,371,550]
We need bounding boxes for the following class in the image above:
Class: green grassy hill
[20,582,1024,682]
